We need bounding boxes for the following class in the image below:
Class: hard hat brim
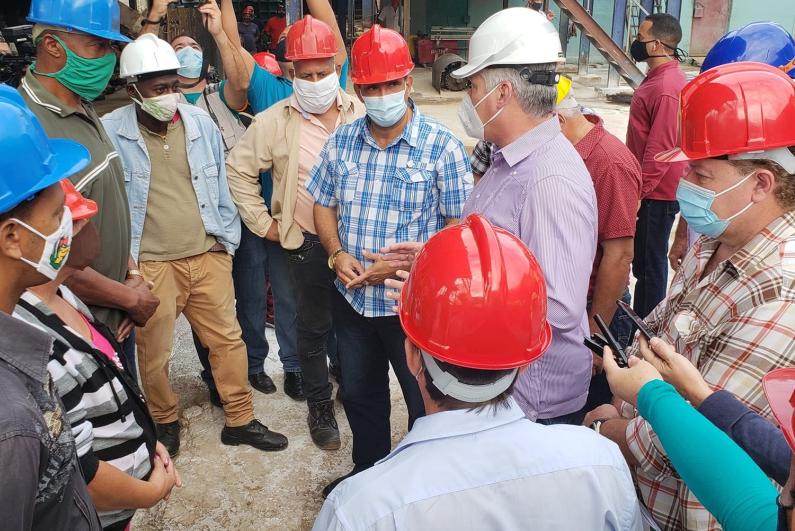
[27,18,132,43]
[763,368,795,453]
[449,61,480,80]
[1,138,90,214]
[654,146,693,164]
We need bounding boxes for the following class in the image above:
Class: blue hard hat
[28,0,131,43]
[701,21,795,79]
[0,85,91,214]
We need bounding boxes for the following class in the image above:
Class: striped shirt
[620,211,795,531]
[14,288,157,530]
[462,116,598,421]
[307,102,473,317]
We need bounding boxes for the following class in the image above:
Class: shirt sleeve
[0,434,39,530]
[470,140,492,175]
[637,380,778,531]
[311,498,346,531]
[225,114,275,238]
[247,64,293,114]
[639,94,681,197]
[339,59,349,91]
[306,136,338,208]
[435,135,473,219]
[698,390,792,486]
[596,160,641,242]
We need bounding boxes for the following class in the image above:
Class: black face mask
[630,39,651,62]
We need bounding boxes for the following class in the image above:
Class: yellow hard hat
[556,75,573,105]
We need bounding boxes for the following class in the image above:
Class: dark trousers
[285,233,335,403]
[196,225,300,389]
[333,290,425,467]
[581,289,634,415]
[120,332,137,382]
[632,199,679,319]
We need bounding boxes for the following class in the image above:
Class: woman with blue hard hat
[0,83,104,529]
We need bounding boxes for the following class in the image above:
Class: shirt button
[164,144,170,151]
[407,160,414,168]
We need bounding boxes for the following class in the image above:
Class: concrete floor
[130,66,637,530]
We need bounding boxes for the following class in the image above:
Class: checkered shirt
[306,102,473,317]
[620,211,795,531]
[470,140,494,175]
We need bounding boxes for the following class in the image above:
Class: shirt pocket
[201,163,220,202]
[336,161,360,203]
[392,168,432,211]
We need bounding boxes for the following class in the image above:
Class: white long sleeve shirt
[314,399,642,531]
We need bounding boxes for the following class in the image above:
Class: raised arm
[201,0,249,111]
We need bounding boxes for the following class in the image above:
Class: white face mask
[11,207,73,280]
[132,85,180,123]
[293,72,340,115]
[458,84,504,140]
[363,89,408,127]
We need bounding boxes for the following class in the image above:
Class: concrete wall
[728,0,795,34]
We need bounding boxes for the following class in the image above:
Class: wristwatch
[589,418,612,434]
[327,248,346,270]
[127,269,143,279]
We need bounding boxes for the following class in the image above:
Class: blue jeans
[333,290,425,467]
[196,226,300,389]
[632,198,679,319]
[581,289,634,414]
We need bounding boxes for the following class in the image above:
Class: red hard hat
[285,15,337,62]
[350,24,414,85]
[763,368,795,452]
[252,51,282,76]
[60,180,97,221]
[399,214,552,370]
[656,62,795,164]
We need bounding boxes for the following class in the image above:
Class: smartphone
[583,336,604,356]
[616,299,655,340]
[594,314,628,367]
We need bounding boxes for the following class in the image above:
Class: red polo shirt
[576,115,642,296]
[626,60,688,200]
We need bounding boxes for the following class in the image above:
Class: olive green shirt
[138,118,215,262]
[19,71,131,333]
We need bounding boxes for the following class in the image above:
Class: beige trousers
[137,251,254,427]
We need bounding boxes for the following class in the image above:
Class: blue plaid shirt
[306,102,473,317]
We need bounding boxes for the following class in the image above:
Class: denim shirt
[101,103,241,262]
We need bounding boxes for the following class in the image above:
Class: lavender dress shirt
[462,117,597,420]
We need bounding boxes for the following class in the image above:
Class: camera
[174,0,209,7]
[0,25,35,88]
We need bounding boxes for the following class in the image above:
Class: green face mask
[33,35,116,102]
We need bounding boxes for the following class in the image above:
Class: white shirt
[378,5,402,32]
[313,399,642,531]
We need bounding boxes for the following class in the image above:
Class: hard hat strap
[519,69,559,86]
[421,351,518,403]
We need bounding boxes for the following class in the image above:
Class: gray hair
[480,63,558,117]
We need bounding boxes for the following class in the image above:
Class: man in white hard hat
[101,34,288,457]
[450,7,598,425]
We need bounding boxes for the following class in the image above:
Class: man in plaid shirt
[308,25,472,497]
[588,63,795,530]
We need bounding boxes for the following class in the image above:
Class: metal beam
[578,0,594,75]
[286,0,302,24]
[666,0,682,18]
[607,0,628,87]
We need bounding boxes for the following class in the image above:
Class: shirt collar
[21,69,85,118]
[381,398,527,462]
[573,114,606,160]
[361,98,421,150]
[0,311,53,385]
[497,115,561,167]
[288,89,352,119]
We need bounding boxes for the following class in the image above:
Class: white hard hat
[451,7,564,79]
[120,34,182,80]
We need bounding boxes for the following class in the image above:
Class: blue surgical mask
[176,47,203,79]
[363,89,408,127]
[676,171,756,238]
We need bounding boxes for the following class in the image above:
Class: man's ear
[0,220,25,261]
[40,33,65,60]
[405,338,422,377]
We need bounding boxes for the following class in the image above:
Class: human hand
[384,269,409,313]
[668,233,689,272]
[147,455,178,505]
[125,278,160,327]
[638,337,713,407]
[199,0,224,37]
[583,403,620,428]
[602,345,663,407]
[379,241,423,269]
[154,442,182,501]
[334,252,365,286]
[265,220,280,242]
[116,316,135,343]
[346,251,399,289]
[149,0,176,18]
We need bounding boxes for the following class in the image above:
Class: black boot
[209,388,222,408]
[155,421,181,458]
[284,371,306,401]
[221,419,288,451]
[308,399,341,450]
[249,372,277,394]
